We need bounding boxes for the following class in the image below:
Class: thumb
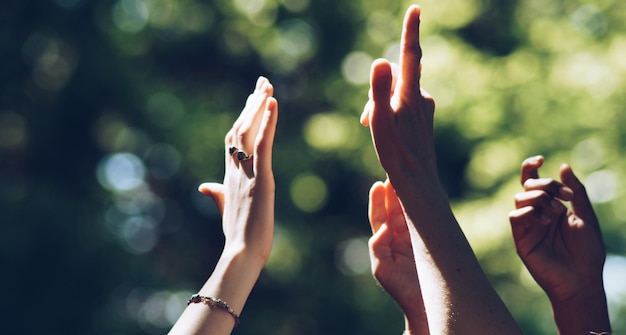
[198,182,225,215]
[360,100,372,126]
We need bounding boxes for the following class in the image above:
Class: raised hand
[368,180,428,334]
[200,76,278,262]
[509,155,605,300]
[170,76,278,335]
[360,6,522,333]
[360,5,439,196]
[509,155,610,334]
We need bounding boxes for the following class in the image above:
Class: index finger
[520,155,544,185]
[399,5,423,102]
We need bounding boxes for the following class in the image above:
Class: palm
[516,209,604,301]
[511,157,606,302]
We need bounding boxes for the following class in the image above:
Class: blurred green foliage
[1,0,625,334]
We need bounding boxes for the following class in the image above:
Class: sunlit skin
[368,179,429,334]
[169,76,278,335]
[362,5,522,334]
[509,156,611,334]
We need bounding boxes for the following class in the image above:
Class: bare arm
[169,77,278,335]
[362,5,521,334]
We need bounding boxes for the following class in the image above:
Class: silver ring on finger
[228,146,252,161]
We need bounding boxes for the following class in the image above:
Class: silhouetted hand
[509,156,611,334]
[360,5,439,197]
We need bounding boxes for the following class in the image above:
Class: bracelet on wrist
[187,294,240,327]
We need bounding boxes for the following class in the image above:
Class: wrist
[391,173,446,201]
[550,284,611,335]
[217,246,268,275]
[403,310,428,335]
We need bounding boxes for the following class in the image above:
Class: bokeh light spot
[278,19,316,59]
[585,170,618,204]
[112,127,152,154]
[265,226,303,282]
[221,26,251,57]
[128,289,191,331]
[179,4,214,34]
[467,140,522,189]
[604,254,626,323]
[112,0,149,33]
[572,137,607,172]
[22,32,78,92]
[97,152,146,192]
[120,216,159,254]
[234,0,277,27]
[139,290,171,328]
[148,2,214,37]
[571,54,616,99]
[608,37,626,72]
[290,173,327,212]
[342,51,374,85]
[604,255,626,307]
[165,291,192,325]
[259,19,318,74]
[426,0,479,29]
[304,113,358,152]
[92,113,126,152]
[571,4,607,38]
[367,11,397,45]
[0,112,28,149]
[112,187,164,219]
[335,237,370,276]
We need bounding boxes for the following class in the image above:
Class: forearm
[169,249,266,335]
[396,183,521,334]
[551,286,611,335]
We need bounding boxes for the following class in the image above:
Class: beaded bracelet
[187,294,240,327]
[587,332,612,335]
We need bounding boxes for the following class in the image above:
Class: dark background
[1,0,625,334]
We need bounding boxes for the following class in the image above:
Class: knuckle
[237,132,246,144]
